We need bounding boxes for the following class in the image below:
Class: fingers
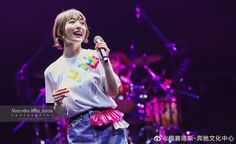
[53,88,68,93]
[54,96,65,103]
[53,93,67,100]
[95,42,110,52]
[53,88,69,103]
[53,89,69,97]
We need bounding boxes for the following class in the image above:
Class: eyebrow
[67,16,85,22]
[67,18,76,21]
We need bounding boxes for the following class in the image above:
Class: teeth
[73,31,82,35]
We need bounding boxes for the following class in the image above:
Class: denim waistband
[68,107,110,122]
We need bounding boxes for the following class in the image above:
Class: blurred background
[0,0,235,143]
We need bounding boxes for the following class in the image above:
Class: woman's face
[63,15,87,44]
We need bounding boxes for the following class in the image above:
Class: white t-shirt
[44,48,120,118]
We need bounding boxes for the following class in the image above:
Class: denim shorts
[67,110,128,144]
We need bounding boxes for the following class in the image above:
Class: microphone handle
[98,48,108,63]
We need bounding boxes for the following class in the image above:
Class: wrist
[101,59,111,67]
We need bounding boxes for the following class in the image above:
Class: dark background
[0,0,235,143]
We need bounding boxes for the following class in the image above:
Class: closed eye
[67,18,76,24]
[80,21,85,25]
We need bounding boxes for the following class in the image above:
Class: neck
[63,41,82,58]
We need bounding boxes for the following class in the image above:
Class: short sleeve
[44,70,56,104]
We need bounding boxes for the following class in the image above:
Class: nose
[74,21,83,29]
[75,26,81,30]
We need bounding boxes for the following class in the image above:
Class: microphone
[93,35,108,63]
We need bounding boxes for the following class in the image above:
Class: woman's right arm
[52,88,69,116]
[45,71,69,116]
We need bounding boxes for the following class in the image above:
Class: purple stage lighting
[135,4,141,20]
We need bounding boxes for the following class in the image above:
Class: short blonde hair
[52,9,90,49]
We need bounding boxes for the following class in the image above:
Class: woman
[44,8,128,144]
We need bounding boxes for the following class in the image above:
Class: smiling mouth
[73,30,83,37]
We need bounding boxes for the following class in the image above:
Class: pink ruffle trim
[90,109,124,126]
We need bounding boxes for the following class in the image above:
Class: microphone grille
[93,35,104,44]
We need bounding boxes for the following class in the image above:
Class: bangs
[65,9,86,22]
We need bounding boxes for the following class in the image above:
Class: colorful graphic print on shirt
[67,55,100,83]
[68,69,82,82]
[78,55,99,70]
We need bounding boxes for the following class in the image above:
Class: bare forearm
[54,103,67,117]
[102,60,120,97]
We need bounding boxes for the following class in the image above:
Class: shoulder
[44,56,63,76]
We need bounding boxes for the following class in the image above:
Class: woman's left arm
[95,42,120,97]
[102,60,120,97]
